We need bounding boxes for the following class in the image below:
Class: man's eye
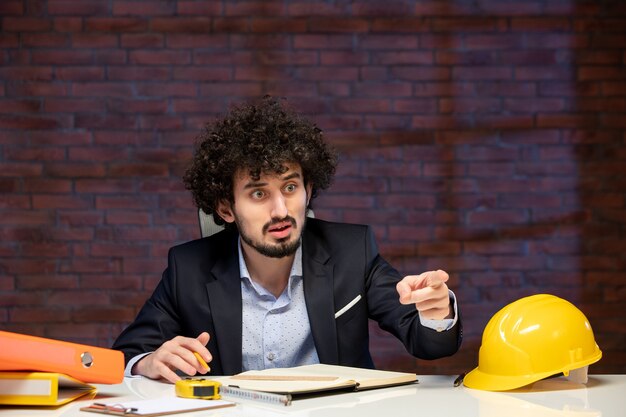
[251,190,264,199]
[285,184,296,192]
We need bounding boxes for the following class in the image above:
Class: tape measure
[175,378,222,400]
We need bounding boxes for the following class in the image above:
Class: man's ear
[216,200,235,224]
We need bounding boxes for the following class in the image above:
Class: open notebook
[215,364,417,395]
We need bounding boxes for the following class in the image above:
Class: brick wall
[1,0,625,375]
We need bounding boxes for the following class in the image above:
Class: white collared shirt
[238,241,320,371]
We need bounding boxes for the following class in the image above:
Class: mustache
[262,216,297,233]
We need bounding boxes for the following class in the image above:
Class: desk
[1,375,624,417]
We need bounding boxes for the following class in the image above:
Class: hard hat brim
[463,366,557,391]
[463,348,602,392]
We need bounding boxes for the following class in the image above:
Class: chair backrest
[198,209,226,238]
[198,208,315,238]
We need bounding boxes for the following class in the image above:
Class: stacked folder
[0,371,96,406]
[0,330,124,406]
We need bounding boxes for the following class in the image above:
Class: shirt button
[267,352,276,361]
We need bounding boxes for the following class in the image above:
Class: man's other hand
[396,270,452,320]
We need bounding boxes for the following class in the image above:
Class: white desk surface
[1,375,624,417]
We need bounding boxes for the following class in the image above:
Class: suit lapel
[206,236,243,375]
[302,230,339,364]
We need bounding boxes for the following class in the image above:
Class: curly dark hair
[183,96,338,227]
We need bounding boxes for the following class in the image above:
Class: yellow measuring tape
[175,378,222,400]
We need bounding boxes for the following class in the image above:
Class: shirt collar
[238,238,303,298]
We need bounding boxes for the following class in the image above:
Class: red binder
[0,331,124,384]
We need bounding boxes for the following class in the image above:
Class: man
[113,97,462,383]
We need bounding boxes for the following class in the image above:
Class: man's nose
[270,194,288,219]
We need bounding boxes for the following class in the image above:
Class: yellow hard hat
[464,294,602,391]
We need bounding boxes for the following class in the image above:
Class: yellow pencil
[193,352,209,371]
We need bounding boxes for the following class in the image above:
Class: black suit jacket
[113,219,462,375]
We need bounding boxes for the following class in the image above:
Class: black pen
[453,373,465,387]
